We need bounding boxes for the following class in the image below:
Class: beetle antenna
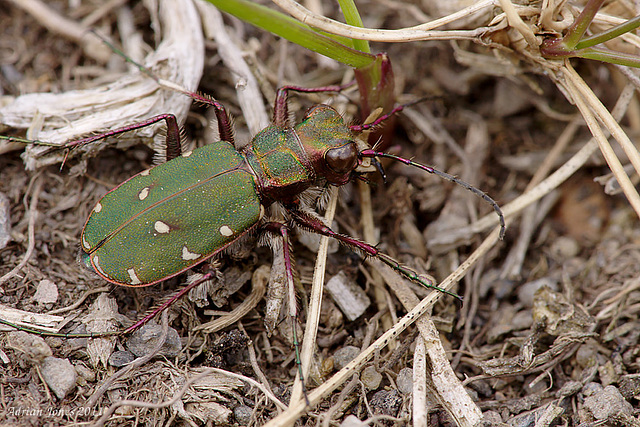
[360,149,506,239]
[89,30,158,83]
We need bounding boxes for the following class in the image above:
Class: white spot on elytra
[154,221,170,234]
[127,268,141,285]
[219,225,233,237]
[140,169,151,176]
[182,150,193,158]
[82,234,90,251]
[181,245,201,260]
[138,187,150,200]
[93,202,102,213]
[93,255,105,276]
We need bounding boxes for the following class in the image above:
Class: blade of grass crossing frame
[204,0,375,68]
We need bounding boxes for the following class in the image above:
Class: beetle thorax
[294,104,358,187]
[244,124,316,204]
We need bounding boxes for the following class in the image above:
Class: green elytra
[81,104,356,287]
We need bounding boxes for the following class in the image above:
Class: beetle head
[294,104,358,186]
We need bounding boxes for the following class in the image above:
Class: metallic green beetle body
[81,104,356,286]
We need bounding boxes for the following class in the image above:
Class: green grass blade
[205,0,374,68]
[337,0,370,54]
[578,48,640,68]
[575,15,640,50]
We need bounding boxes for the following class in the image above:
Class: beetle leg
[288,208,462,300]
[58,114,183,162]
[180,91,235,145]
[0,270,216,338]
[122,270,218,335]
[262,221,311,406]
[273,82,356,128]
[0,317,121,338]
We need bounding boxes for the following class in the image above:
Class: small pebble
[109,350,136,367]
[340,415,367,427]
[74,363,96,382]
[550,236,580,259]
[32,279,58,304]
[125,323,182,358]
[0,192,10,250]
[6,331,52,363]
[333,346,360,370]
[369,389,402,417]
[396,367,413,394]
[41,356,77,399]
[234,405,253,425]
[583,385,632,420]
[518,277,558,307]
[361,365,382,390]
[325,272,370,321]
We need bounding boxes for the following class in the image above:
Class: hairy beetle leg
[263,221,311,407]
[273,82,356,128]
[288,207,462,300]
[60,114,183,162]
[121,270,218,335]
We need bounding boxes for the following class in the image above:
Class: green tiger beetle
[0,76,505,402]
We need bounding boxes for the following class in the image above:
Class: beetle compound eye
[325,141,358,174]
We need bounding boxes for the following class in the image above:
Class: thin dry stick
[0,175,42,285]
[262,226,502,427]
[290,185,339,405]
[81,0,129,27]
[412,337,428,427]
[528,119,582,190]
[320,311,384,427]
[497,0,539,47]
[0,305,62,333]
[564,65,640,194]
[92,366,287,427]
[562,63,640,218]
[271,0,495,42]
[456,80,636,238]
[358,179,396,349]
[499,118,581,279]
[194,266,268,333]
[237,321,283,414]
[374,264,483,426]
[46,287,111,315]
[2,0,204,171]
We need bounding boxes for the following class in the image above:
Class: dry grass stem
[290,185,338,404]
